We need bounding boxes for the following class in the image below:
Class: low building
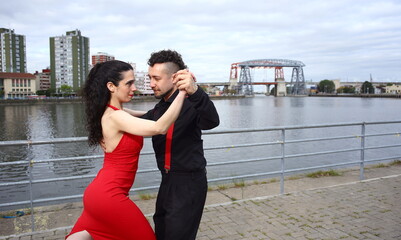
[0,72,36,99]
[386,85,401,94]
[34,68,51,91]
[91,52,115,65]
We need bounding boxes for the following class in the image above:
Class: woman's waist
[102,161,138,171]
[93,169,135,188]
[97,167,136,180]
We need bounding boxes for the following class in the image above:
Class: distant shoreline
[0,95,245,105]
[1,93,401,105]
[309,93,401,98]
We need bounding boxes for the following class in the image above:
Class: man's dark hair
[148,50,187,72]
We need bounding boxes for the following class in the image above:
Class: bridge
[229,59,306,96]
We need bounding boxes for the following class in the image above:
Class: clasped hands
[172,69,198,95]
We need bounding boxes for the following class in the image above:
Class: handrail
[1,120,401,232]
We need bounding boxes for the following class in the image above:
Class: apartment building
[49,29,90,91]
[0,28,27,73]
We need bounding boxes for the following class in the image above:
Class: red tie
[164,123,174,173]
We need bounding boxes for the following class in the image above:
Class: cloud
[1,0,400,82]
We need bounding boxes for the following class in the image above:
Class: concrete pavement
[1,163,401,240]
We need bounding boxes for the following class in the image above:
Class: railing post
[280,129,286,194]
[360,122,366,180]
[26,142,35,232]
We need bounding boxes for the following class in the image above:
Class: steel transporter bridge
[229,59,306,96]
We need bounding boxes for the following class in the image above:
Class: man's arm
[187,87,219,130]
[174,70,219,130]
[140,109,154,120]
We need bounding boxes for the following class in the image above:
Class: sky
[1,0,401,84]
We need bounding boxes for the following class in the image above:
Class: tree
[337,86,355,94]
[361,81,374,94]
[318,80,335,93]
[47,88,56,96]
[59,85,73,96]
[133,90,142,95]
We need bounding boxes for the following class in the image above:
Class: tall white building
[49,29,89,91]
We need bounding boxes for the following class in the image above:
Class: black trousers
[153,169,207,240]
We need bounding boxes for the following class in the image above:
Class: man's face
[148,63,175,100]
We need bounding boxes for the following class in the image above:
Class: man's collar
[164,89,179,103]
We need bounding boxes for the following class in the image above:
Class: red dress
[66,108,156,239]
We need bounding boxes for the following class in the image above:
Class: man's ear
[107,82,115,93]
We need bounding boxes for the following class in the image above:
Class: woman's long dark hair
[82,60,133,146]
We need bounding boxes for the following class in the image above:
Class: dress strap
[107,104,120,111]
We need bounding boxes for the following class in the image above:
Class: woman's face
[114,70,137,103]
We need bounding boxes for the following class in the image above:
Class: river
[1,95,401,208]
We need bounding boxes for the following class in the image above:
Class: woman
[66,60,187,240]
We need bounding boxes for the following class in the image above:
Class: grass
[389,160,401,166]
[268,178,278,183]
[368,160,401,169]
[138,193,155,200]
[233,180,245,188]
[287,175,303,180]
[217,184,228,190]
[371,163,387,168]
[306,169,342,178]
[205,160,400,195]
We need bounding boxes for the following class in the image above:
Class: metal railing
[1,120,401,232]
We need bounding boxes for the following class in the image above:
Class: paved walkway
[1,164,401,240]
[198,174,401,240]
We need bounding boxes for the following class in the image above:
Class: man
[141,50,219,240]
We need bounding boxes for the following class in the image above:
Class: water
[1,96,401,209]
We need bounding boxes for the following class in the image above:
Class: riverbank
[309,93,401,98]
[0,95,245,105]
[2,93,400,106]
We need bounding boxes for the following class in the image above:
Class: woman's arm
[110,91,186,136]
[123,108,147,117]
